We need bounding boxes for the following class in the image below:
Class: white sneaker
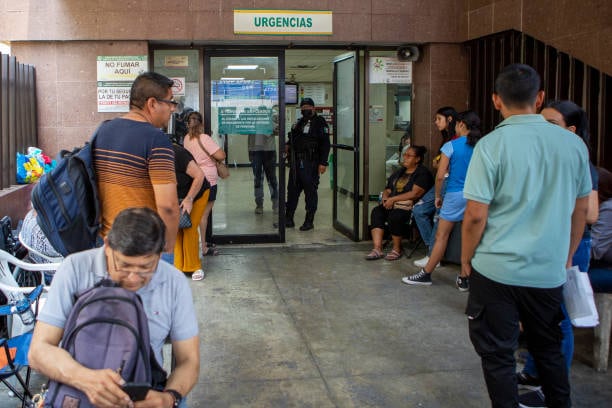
[413,256,429,268]
[413,256,440,269]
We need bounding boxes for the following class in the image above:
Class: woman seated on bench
[590,167,612,292]
[365,145,433,261]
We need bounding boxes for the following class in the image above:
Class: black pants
[369,204,412,237]
[286,159,319,214]
[467,269,570,408]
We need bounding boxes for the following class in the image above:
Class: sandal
[202,247,219,256]
[385,249,402,261]
[365,249,384,260]
[192,269,205,281]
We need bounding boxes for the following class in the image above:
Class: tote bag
[563,266,599,327]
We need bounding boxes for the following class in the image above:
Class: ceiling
[209,49,348,84]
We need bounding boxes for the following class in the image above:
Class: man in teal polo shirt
[462,64,591,408]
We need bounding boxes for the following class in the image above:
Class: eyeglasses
[155,97,179,107]
[111,250,159,279]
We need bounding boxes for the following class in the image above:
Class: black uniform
[286,112,330,229]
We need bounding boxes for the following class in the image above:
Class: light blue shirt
[441,136,474,193]
[464,114,591,288]
[38,247,199,364]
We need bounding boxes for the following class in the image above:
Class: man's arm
[153,183,180,252]
[29,322,130,408]
[461,200,489,277]
[134,336,200,408]
[567,196,589,268]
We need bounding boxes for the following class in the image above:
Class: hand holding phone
[122,383,151,401]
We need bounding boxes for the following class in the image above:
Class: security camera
[397,45,420,62]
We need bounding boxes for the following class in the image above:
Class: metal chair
[18,230,63,286]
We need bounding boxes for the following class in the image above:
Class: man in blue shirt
[462,64,591,407]
[29,208,199,408]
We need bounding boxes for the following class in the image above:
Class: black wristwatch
[164,389,182,408]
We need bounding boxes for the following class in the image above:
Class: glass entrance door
[204,51,285,244]
[332,52,359,240]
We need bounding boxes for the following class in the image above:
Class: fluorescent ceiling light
[226,65,258,70]
[220,77,245,81]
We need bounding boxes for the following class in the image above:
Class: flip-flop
[202,247,219,256]
[365,249,384,260]
[385,249,402,261]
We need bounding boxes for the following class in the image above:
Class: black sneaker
[516,372,541,391]
[456,275,469,292]
[518,390,546,407]
[401,269,432,286]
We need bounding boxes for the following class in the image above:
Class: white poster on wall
[299,83,327,106]
[369,57,412,84]
[97,56,148,112]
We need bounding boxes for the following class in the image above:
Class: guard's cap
[300,97,315,107]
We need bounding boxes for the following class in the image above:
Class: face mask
[301,109,313,118]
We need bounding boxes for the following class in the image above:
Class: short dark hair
[543,100,590,152]
[494,64,541,108]
[409,145,427,164]
[130,72,175,110]
[107,207,166,256]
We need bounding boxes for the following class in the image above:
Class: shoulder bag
[197,136,230,179]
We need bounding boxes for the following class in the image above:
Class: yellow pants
[174,190,209,272]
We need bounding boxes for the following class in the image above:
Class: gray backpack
[45,279,166,407]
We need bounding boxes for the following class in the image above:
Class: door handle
[331,144,358,152]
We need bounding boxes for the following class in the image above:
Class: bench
[594,293,612,372]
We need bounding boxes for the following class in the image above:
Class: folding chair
[0,283,44,408]
[0,248,58,405]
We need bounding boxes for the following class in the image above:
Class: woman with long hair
[182,111,226,257]
[403,110,482,289]
[412,106,459,268]
[365,145,434,261]
[517,100,599,392]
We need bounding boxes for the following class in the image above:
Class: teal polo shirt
[464,114,591,288]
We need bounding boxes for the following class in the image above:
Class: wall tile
[468,5,493,39]
[371,14,414,42]
[97,12,145,39]
[493,0,522,33]
[36,81,60,128]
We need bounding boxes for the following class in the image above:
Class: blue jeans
[523,237,592,377]
[412,187,435,251]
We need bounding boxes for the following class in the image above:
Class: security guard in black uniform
[285,97,331,231]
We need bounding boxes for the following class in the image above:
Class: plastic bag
[563,265,599,327]
[15,147,56,184]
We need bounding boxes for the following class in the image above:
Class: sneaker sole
[456,285,469,292]
[401,278,432,286]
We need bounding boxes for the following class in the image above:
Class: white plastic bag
[563,266,599,327]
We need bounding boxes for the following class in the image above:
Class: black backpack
[31,129,101,257]
[45,279,166,407]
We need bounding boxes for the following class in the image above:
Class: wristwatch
[164,389,182,408]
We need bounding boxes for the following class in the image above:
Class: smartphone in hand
[122,383,151,401]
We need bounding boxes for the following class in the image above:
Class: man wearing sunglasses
[93,72,180,253]
[30,207,199,408]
